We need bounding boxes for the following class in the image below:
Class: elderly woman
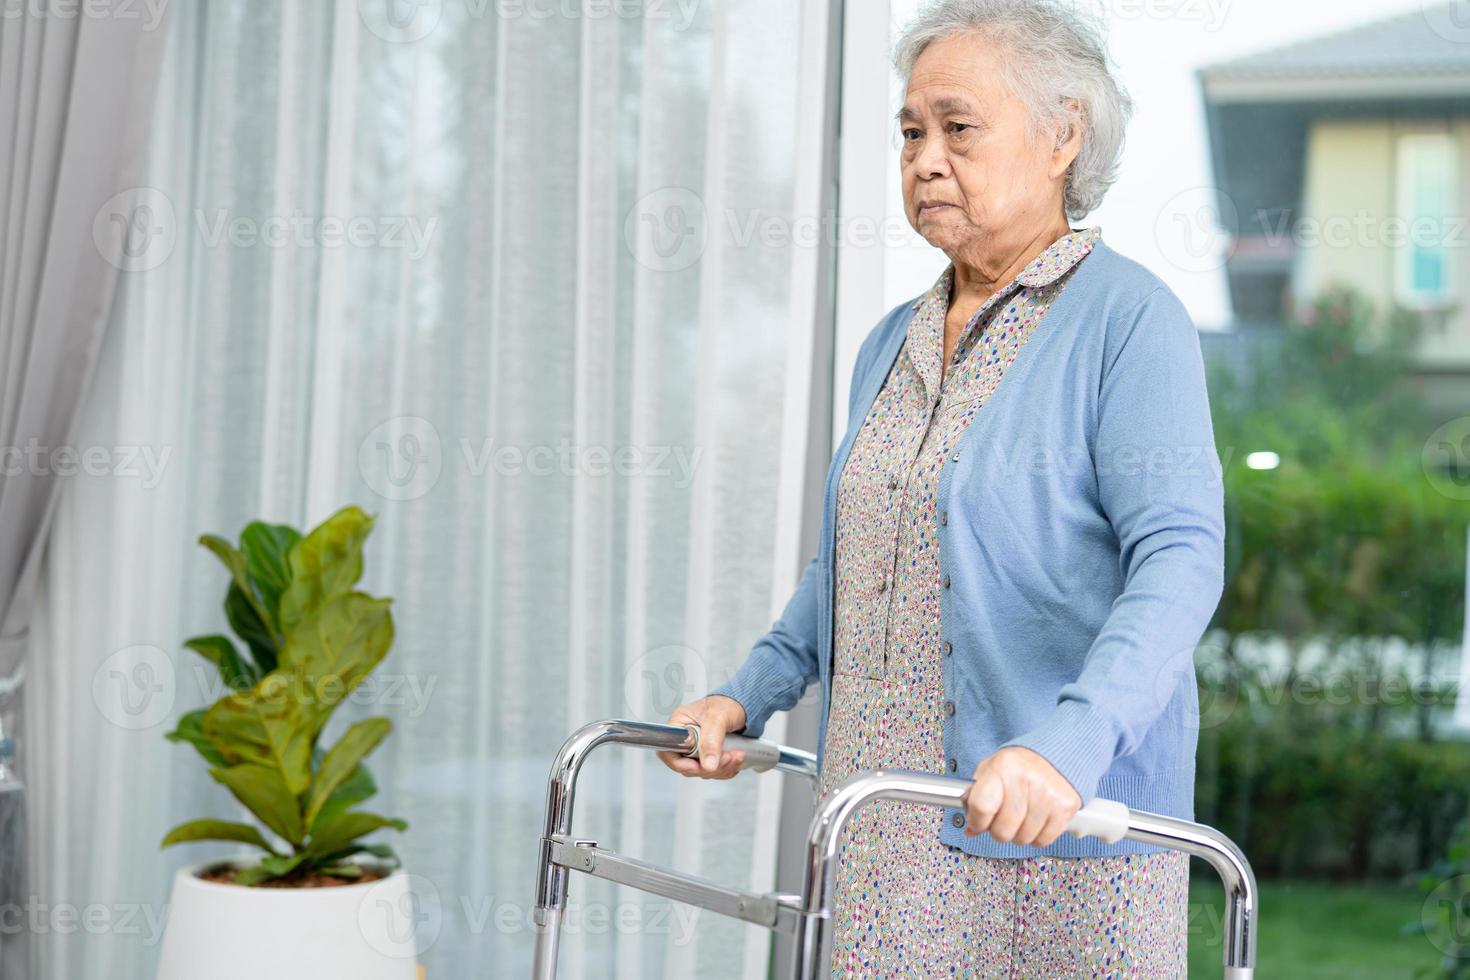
[658,0,1223,975]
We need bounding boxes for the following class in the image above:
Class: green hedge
[1197,284,1469,881]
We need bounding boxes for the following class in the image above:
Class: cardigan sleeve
[706,299,916,739]
[707,552,822,739]
[1001,284,1226,802]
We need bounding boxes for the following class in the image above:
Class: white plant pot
[156,860,420,980]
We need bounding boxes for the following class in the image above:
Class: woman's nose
[911,135,952,180]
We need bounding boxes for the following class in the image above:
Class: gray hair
[893,0,1133,219]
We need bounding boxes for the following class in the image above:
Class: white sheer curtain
[27,1,829,977]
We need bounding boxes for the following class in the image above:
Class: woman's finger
[1034,807,1073,848]
[1012,792,1050,847]
[986,773,1029,843]
[963,771,1004,836]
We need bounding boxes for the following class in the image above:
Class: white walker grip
[1064,798,1132,844]
[684,726,781,772]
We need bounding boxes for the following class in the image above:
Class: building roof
[1200,3,1470,100]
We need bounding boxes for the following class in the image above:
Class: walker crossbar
[530,718,1257,979]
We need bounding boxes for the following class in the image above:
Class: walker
[531,718,1257,979]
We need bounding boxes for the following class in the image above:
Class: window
[1396,132,1459,306]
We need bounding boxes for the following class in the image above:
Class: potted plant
[155,505,419,980]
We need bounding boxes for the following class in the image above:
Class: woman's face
[899,32,1072,261]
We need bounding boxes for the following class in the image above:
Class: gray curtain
[0,7,169,977]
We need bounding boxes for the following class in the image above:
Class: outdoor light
[1245,452,1281,471]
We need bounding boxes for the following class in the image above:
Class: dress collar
[910,226,1103,312]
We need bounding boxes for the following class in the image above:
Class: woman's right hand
[655,695,750,780]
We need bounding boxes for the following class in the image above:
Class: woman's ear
[1049,99,1085,180]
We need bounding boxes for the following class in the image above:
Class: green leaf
[203,674,314,795]
[236,852,306,885]
[183,634,257,691]
[201,533,280,646]
[277,593,394,730]
[304,718,392,829]
[209,763,305,845]
[317,842,399,870]
[160,819,279,855]
[278,507,375,634]
[310,763,378,835]
[166,709,229,766]
[240,522,301,625]
[321,864,363,879]
[226,583,278,675]
[304,810,407,860]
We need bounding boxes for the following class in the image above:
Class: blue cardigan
[711,239,1226,858]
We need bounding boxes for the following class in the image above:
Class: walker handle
[1064,798,1131,844]
[682,725,782,772]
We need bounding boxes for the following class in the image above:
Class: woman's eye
[902,128,922,141]
[949,123,971,135]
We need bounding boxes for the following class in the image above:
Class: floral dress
[818,227,1190,978]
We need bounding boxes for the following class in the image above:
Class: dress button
[940,510,948,526]
[877,576,887,593]
[947,757,958,772]
[943,700,955,716]
[951,812,965,828]
[888,476,899,491]
[943,641,952,657]
[942,574,951,589]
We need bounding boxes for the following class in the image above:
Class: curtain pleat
[28,1,823,977]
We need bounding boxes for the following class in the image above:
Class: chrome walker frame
[531,718,1257,979]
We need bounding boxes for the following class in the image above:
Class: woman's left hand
[961,747,1082,848]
